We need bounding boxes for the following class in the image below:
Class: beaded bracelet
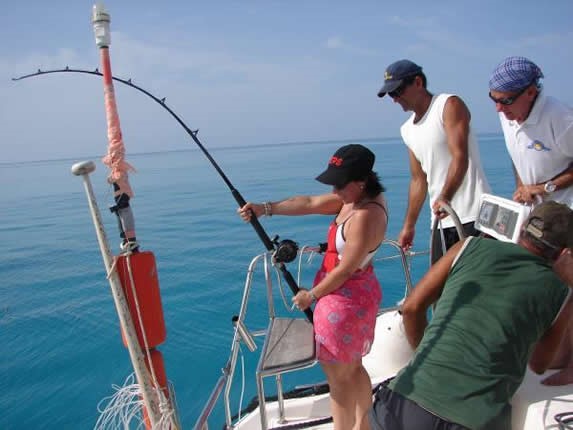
[309,290,317,303]
[263,201,272,217]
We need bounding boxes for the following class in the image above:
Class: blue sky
[1,0,572,163]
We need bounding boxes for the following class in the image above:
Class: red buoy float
[117,251,170,429]
[116,251,167,348]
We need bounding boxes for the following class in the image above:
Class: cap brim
[315,167,349,188]
[377,80,402,98]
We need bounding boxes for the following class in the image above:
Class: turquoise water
[0,135,514,429]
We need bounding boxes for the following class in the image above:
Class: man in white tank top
[377,59,491,262]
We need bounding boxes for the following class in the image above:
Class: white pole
[71,161,162,425]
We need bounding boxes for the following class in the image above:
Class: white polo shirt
[499,91,573,207]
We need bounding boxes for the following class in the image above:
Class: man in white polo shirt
[489,56,573,208]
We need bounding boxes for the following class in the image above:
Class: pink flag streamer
[99,48,135,198]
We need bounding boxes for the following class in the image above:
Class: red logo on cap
[329,156,343,167]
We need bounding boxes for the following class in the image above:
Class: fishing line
[94,373,176,430]
[13,67,313,323]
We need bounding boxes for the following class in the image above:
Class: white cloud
[324,35,377,57]
[326,36,342,49]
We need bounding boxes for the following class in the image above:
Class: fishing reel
[271,236,299,263]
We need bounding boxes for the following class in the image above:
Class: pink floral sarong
[313,267,382,363]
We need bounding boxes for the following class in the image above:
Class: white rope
[296,245,318,287]
[124,254,159,378]
[94,373,145,430]
[106,256,120,280]
[237,345,246,423]
[273,260,294,312]
[94,373,177,430]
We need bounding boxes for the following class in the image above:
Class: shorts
[431,221,480,264]
[368,379,469,430]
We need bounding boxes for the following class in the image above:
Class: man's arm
[513,120,573,204]
[550,164,573,192]
[513,163,573,204]
[432,96,470,216]
[402,240,465,348]
[529,292,573,374]
[398,149,427,250]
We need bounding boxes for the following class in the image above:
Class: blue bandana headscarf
[489,56,544,92]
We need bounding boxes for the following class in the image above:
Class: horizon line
[2,131,503,166]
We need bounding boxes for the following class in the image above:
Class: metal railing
[193,241,424,430]
[430,201,468,265]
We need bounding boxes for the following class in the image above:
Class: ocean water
[0,135,514,429]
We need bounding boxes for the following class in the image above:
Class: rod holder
[232,316,257,352]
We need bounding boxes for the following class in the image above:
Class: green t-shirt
[389,237,568,430]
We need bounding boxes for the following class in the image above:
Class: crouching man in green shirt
[369,201,573,430]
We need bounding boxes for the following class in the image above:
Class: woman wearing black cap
[238,144,388,430]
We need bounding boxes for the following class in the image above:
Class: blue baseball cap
[377,59,423,98]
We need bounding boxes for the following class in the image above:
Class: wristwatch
[544,180,557,193]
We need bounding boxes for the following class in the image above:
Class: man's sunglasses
[388,76,417,98]
[488,85,530,106]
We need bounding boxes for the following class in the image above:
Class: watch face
[545,181,557,193]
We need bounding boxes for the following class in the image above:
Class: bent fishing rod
[13,67,313,323]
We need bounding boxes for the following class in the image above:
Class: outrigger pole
[13,42,313,326]
[71,160,164,427]
[80,4,178,428]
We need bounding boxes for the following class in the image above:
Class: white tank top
[400,94,491,228]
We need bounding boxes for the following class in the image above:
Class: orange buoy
[116,251,167,348]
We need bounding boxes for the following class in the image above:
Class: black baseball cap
[316,144,375,188]
[377,59,423,98]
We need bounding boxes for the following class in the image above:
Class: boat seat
[256,317,316,429]
[257,317,316,375]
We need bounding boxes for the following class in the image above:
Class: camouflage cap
[524,201,573,249]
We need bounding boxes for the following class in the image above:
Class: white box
[474,193,533,243]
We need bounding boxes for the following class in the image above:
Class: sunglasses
[388,76,417,98]
[488,85,530,106]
